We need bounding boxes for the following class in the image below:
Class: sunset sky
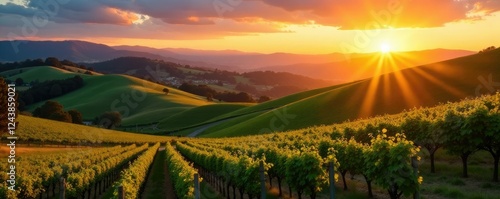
[1,0,500,54]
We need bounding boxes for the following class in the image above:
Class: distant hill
[0,40,165,62]
[114,45,347,69]
[0,40,239,71]
[85,57,334,98]
[0,40,474,80]
[256,49,475,82]
[115,45,473,74]
[199,48,500,137]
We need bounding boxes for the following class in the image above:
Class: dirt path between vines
[141,147,177,199]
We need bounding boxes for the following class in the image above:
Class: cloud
[0,1,139,25]
[258,0,500,29]
[1,0,500,41]
[0,14,284,40]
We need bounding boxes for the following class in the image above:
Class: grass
[2,66,80,82]
[207,84,239,93]
[62,65,103,75]
[6,66,215,126]
[289,149,500,199]
[141,150,167,199]
[100,184,116,199]
[157,103,252,133]
[200,181,223,199]
[201,48,500,137]
[416,149,500,199]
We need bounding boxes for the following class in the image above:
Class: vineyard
[167,93,499,199]
[2,115,172,144]
[0,144,152,198]
[1,93,499,199]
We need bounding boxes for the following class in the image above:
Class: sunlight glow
[357,52,422,118]
[380,43,392,53]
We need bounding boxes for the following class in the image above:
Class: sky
[0,0,500,54]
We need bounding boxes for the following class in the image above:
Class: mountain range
[0,40,474,82]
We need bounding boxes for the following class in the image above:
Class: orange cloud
[1,0,500,44]
[259,0,500,29]
[105,7,139,25]
[3,0,499,29]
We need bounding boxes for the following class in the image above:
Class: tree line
[178,82,270,103]
[0,57,93,73]
[17,75,84,110]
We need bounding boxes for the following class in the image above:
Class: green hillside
[157,103,252,132]
[6,49,499,138]
[201,49,500,137]
[3,66,230,125]
[1,66,80,82]
[158,80,360,136]
[207,80,362,121]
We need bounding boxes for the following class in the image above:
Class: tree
[33,101,64,118]
[365,133,421,199]
[442,109,481,178]
[49,83,62,97]
[206,93,213,101]
[45,57,62,68]
[68,110,83,124]
[33,101,72,123]
[49,111,72,123]
[258,96,271,103]
[469,103,500,182]
[401,112,444,173]
[0,78,8,137]
[235,83,258,94]
[98,111,122,129]
[19,92,34,109]
[162,88,170,95]
[485,111,500,182]
[15,78,24,85]
[285,149,329,199]
[332,140,351,191]
[479,46,496,53]
[72,75,84,88]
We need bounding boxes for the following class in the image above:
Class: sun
[380,43,392,53]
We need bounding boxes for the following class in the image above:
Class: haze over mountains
[0,40,474,82]
[259,49,474,82]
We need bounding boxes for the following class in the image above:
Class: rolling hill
[2,47,494,137]
[84,56,334,98]
[199,48,500,137]
[0,40,165,62]
[0,40,242,72]
[2,66,247,126]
